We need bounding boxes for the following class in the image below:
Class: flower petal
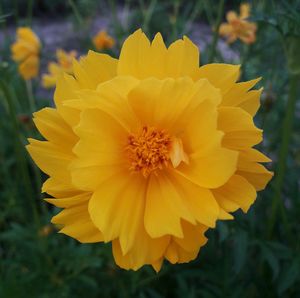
[168,171,219,227]
[33,108,77,149]
[175,145,238,189]
[88,172,147,254]
[144,173,195,238]
[71,108,127,191]
[212,174,257,213]
[193,64,240,95]
[52,203,103,243]
[218,107,262,149]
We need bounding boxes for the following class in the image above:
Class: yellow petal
[219,23,233,36]
[169,137,189,168]
[193,64,240,95]
[227,11,238,22]
[54,73,81,127]
[52,203,103,243]
[240,3,250,19]
[144,173,196,238]
[19,55,39,80]
[88,172,147,254]
[218,107,262,149]
[239,148,271,163]
[238,88,262,116]
[33,108,77,149]
[221,77,261,106]
[45,192,90,208]
[212,174,257,213]
[112,233,169,271]
[175,145,238,189]
[165,222,207,264]
[237,160,273,191]
[26,139,73,182]
[64,76,140,133]
[168,171,219,227]
[118,29,200,79]
[42,177,78,198]
[70,108,127,191]
[118,29,151,78]
[128,78,220,134]
[165,36,199,78]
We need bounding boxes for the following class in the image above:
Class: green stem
[26,0,34,26]
[208,0,224,63]
[0,80,40,227]
[142,0,157,34]
[26,80,36,112]
[13,0,19,25]
[68,0,84,26]
[170,0,180,40]
[108,0,123,45]
[267,73,300,239]
[240,44,250,76]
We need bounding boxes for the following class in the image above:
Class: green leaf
[278,260,300,295]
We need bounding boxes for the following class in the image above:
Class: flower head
[219,3,257,44]
[27,29,272,271]
[11,27,41,80]
[92,30,115,51]
[42,49,77,88]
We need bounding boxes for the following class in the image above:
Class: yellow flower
[42,49,77,88]
[92,30,115,51]
[219,3,257,44]
[38,224,53,237]
[27,30,272,271]
[11,27,41,80]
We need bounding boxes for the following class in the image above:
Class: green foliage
[0,1,300,297]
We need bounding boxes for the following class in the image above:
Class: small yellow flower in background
[38,224,53,237]
[27,29,272,272]
[92,30,115,50]
[219,3,257,44]
[11,27,41,80]
[42,49,77,88]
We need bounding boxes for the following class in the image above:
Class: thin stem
[68,0,84,26]
[13,0,19,25]
[142,0,157,34]
[170,0,180,40]
[267,73,300,239]
[208,0,224,63]
[0,80,40,226]
[108,0,123,45]
[26,0,34,26]
[26,80,36,112]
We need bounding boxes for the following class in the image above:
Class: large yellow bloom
[42,49,77,88]
[219,3,257,44]
[11,27,41,80]
[92,30,115,51]
[27,30,272,271]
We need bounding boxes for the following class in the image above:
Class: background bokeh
[0,0,300,297]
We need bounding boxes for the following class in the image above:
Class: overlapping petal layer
[27,29,272,271]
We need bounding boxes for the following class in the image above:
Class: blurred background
[0,0,300,297]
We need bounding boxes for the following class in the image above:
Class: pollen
[126,126,172,177]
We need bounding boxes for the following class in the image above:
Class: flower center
[126,126,189,177]
[126,126,172,177]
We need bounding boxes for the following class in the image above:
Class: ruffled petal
[218,107,262,150]
[144,173,195,238]
[52,202,103,243]
[212,174,257,213]
[192,64,240,95]
[118,29,199,79]
[71,108,127,191]
[88,172,147,254]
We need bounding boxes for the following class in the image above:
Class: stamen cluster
[126,126,171,177]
